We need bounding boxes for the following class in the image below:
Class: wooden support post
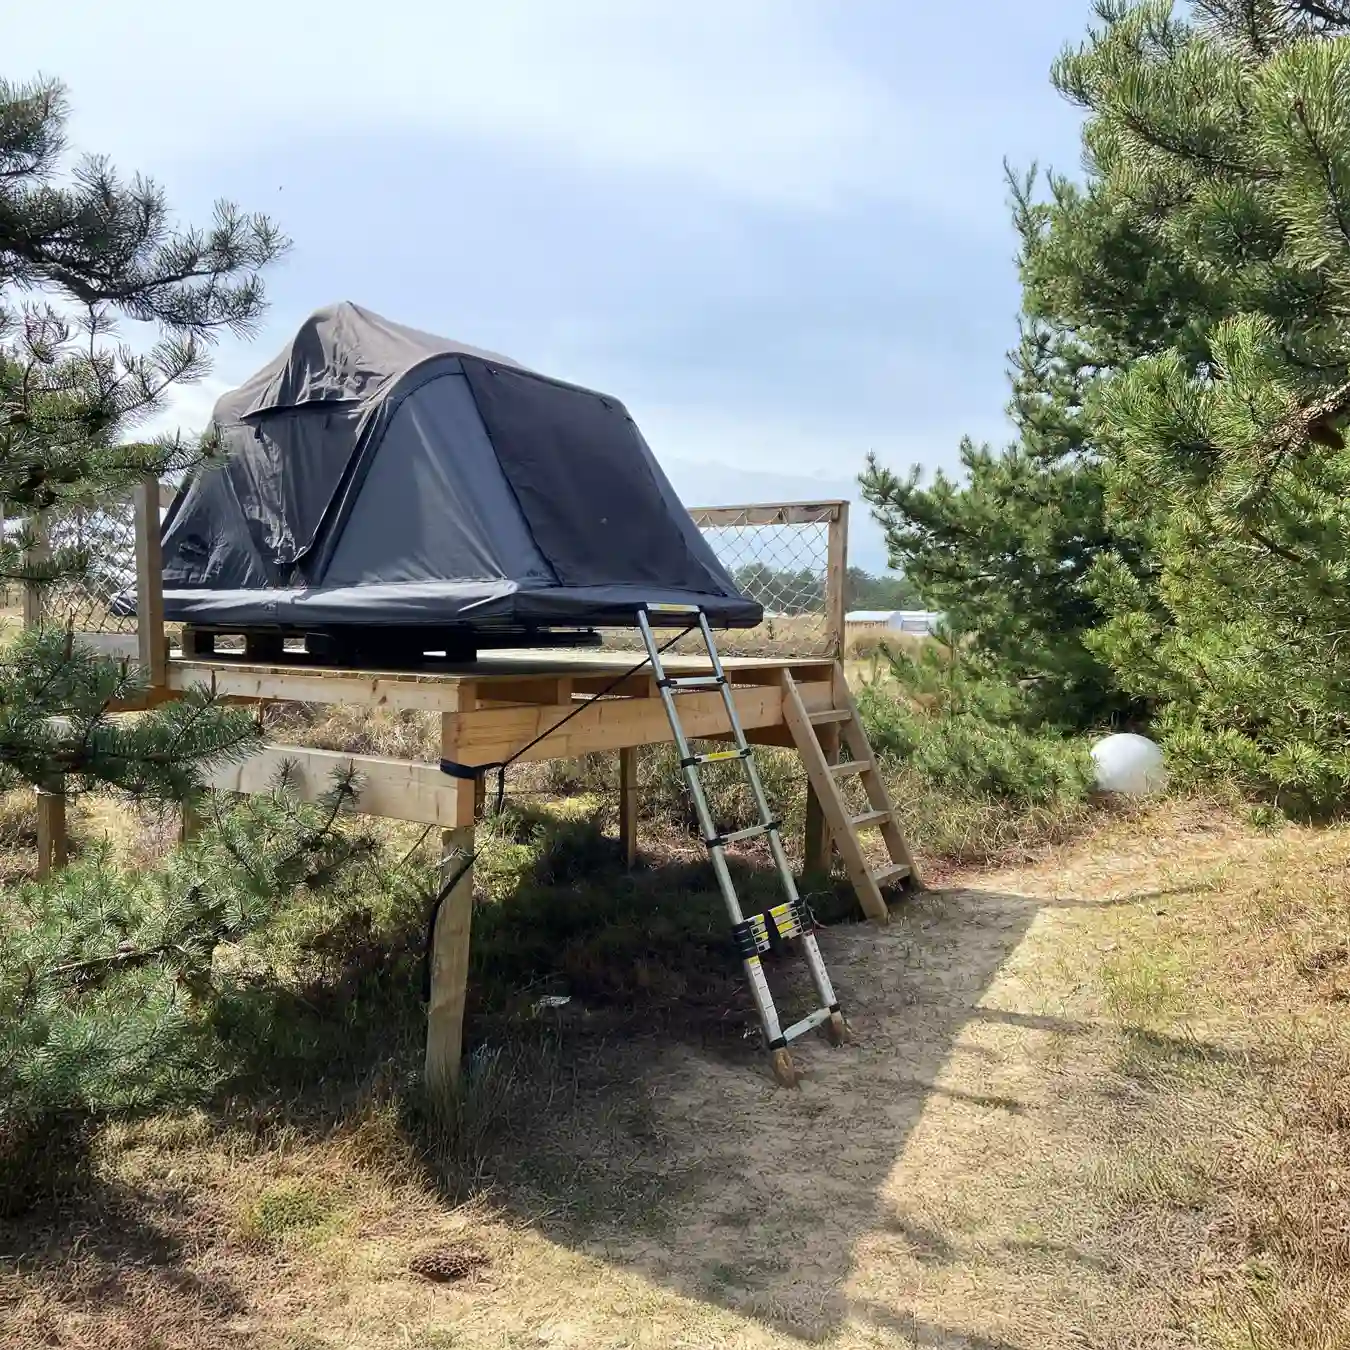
[134,476,168,688]
[23,512,47,630]
[465,683,487,818]
[24,519,70,876]
[804,723,839,876]
[826,500,849,660]
[180,796,204,843]
[619,746,638,868]
[426,685,478,1096]
[36,786,67,879]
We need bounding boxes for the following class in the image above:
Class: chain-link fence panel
[600,501,844,658]
[35,494,140,635]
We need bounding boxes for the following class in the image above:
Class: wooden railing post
[134,476,168,689]
[619,746,639,868]
[22,512,47,630]
[36,785,67,878]
[21,513,67,877]
[427,685,479,1096]
[826,500,848,660]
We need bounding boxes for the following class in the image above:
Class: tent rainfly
[158,303,761,638]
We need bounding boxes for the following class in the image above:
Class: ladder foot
[825,1010,852,1046]
[770,1048,799,1087]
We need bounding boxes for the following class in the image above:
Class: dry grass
[599,614,835,659]
[2,799,1346,1349]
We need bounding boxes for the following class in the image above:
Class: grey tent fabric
[159,303,760,631]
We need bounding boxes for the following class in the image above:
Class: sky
[12,0,1092,570]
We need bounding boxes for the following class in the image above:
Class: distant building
[844,609,941,636]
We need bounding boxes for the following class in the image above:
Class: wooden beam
[36,787,67,878]
[427,684,479,1095]
[169,664,466,712]
[568,671,656,699]
[134,476,168,689]
[71,633,142,660]
[689,500,845,528]
[826,499,849,660]
[180,796,204,843]
[473,677,573,706]
[441,679,835,765]
[804,722,839,876]
[166,651,836,712]
[203,743,463,825]
[619,746,638,869]
[23,514,47,629]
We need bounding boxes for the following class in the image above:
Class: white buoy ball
[1091,732,1168,796]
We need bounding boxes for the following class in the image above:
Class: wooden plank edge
[204,743,463,826]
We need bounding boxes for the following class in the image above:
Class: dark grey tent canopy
[159,303,761,633]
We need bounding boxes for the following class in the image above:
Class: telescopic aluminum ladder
[637,604,850,1086]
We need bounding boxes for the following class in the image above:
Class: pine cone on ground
[409,1240,490,1282]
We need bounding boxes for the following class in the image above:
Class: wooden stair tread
[829,759,871,777]
[850,809,890,828]
[872,861,910,886]
[779,663,919,924]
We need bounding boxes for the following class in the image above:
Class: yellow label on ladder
[702,750,742,763]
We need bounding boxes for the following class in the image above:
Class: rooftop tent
[159,302,761,634]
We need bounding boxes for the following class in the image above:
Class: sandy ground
[3,805,1309,1349]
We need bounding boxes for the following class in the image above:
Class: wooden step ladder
[780,664,918,923]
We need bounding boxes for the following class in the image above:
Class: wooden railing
[19,489,851,874]
[688,499,849,659]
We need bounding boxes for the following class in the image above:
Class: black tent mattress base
[180,623,603,668]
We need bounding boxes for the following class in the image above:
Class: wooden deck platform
[162,646,876,1090]
[174,648,840,823]
[28,491,914,1090]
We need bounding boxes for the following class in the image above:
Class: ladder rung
[808,708,851,725]
[688,748,749,767]
[872,861,910,887]
[781,1007,833,1043]
[849,809,890,829]
[710,821,777,848]
[829,759,871,777]
[666,675,723,689]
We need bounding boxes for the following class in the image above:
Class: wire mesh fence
[601,501,846,659]
[15,491,847,662]
[36,494,141,635]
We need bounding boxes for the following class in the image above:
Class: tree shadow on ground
[422,870,1052,1344]
[0,1177,249,1350]
[5,812,1073,1346]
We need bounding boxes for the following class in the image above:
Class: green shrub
[857,683,1095,808]
[1155,706,1350,821]
[0,772,388,1210]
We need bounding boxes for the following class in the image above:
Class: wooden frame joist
[204,744,463,825]
[167,652,837,715]
[442,679,836,765]
[689,500,845,527]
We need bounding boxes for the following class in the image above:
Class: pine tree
[865,3,1350,810]
[1038,1,1350,811]
[0,75,284,801]
[860,169,1149,730]
[0,769,379,1213]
